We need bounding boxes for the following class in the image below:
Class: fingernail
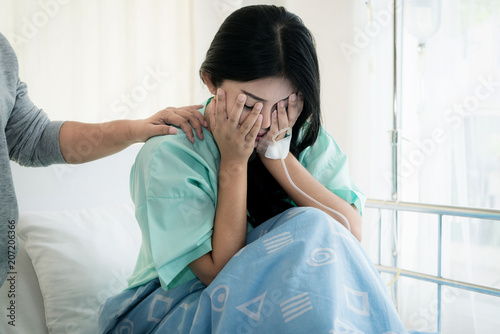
[279,101,285,108]
[290,94,297,102]
[273,110,277,118]
[255,103,263,111]
[169,127,178,134]
[217,88,223,96]
[238,94,246,102]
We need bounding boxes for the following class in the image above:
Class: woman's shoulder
[130,128,219,202]
[299,124,343,157]
[134,127,219,175]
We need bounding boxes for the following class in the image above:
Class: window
[364,0,500,332]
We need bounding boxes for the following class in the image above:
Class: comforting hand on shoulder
[131,104,207,143]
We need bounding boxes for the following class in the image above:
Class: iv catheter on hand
[257,127,352,232]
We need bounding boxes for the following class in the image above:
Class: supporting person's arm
[188,90,263,286]
[59,105,206,163]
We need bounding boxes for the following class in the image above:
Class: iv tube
[271,128,352,232]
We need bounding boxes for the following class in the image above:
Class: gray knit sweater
[0,33,66,287]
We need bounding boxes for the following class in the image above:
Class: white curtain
[1,0,217,123]
[0,0,376,187]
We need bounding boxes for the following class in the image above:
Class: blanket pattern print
[98,207,411,334]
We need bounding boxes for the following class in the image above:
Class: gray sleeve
[6,80,67,167]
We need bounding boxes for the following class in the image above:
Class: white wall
[10,144,141,212]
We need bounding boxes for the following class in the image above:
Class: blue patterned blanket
[98,207,418,333]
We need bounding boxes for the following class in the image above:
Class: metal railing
[365,199,500,333]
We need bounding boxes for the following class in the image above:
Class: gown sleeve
[298,126,366,215]
[130,134,219,289]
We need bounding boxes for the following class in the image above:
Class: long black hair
[200,5,322,227]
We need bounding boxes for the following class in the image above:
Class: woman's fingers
[172,107,206,141]
[184,104,208,128]
[206,98,217,132]
[287,92,303,127]
[241,102,263,141]
[215,88,228,124]
[228,94,247,127]
[267,100,289,142]
[277,100,289,135]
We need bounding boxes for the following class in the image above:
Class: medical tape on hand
[264,127,292,160]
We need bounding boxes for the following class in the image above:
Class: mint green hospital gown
[127,102,366,291]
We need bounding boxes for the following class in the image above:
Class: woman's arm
[59,105,206,163]
[260,154,362,241]
[188,159,248,285]
[188,90,263,286]
[258,96,362,241]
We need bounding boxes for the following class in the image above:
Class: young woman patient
[98,5,408,333]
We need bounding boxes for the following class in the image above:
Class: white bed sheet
[0,237,47,334]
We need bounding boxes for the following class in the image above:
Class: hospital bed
[364,199,500,333]
[1,144,498,333]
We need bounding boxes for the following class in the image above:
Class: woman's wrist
[219,159,248,173]
[218,158,247,189]
[258,151,292,165]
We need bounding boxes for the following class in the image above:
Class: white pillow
[17,203,141,334]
